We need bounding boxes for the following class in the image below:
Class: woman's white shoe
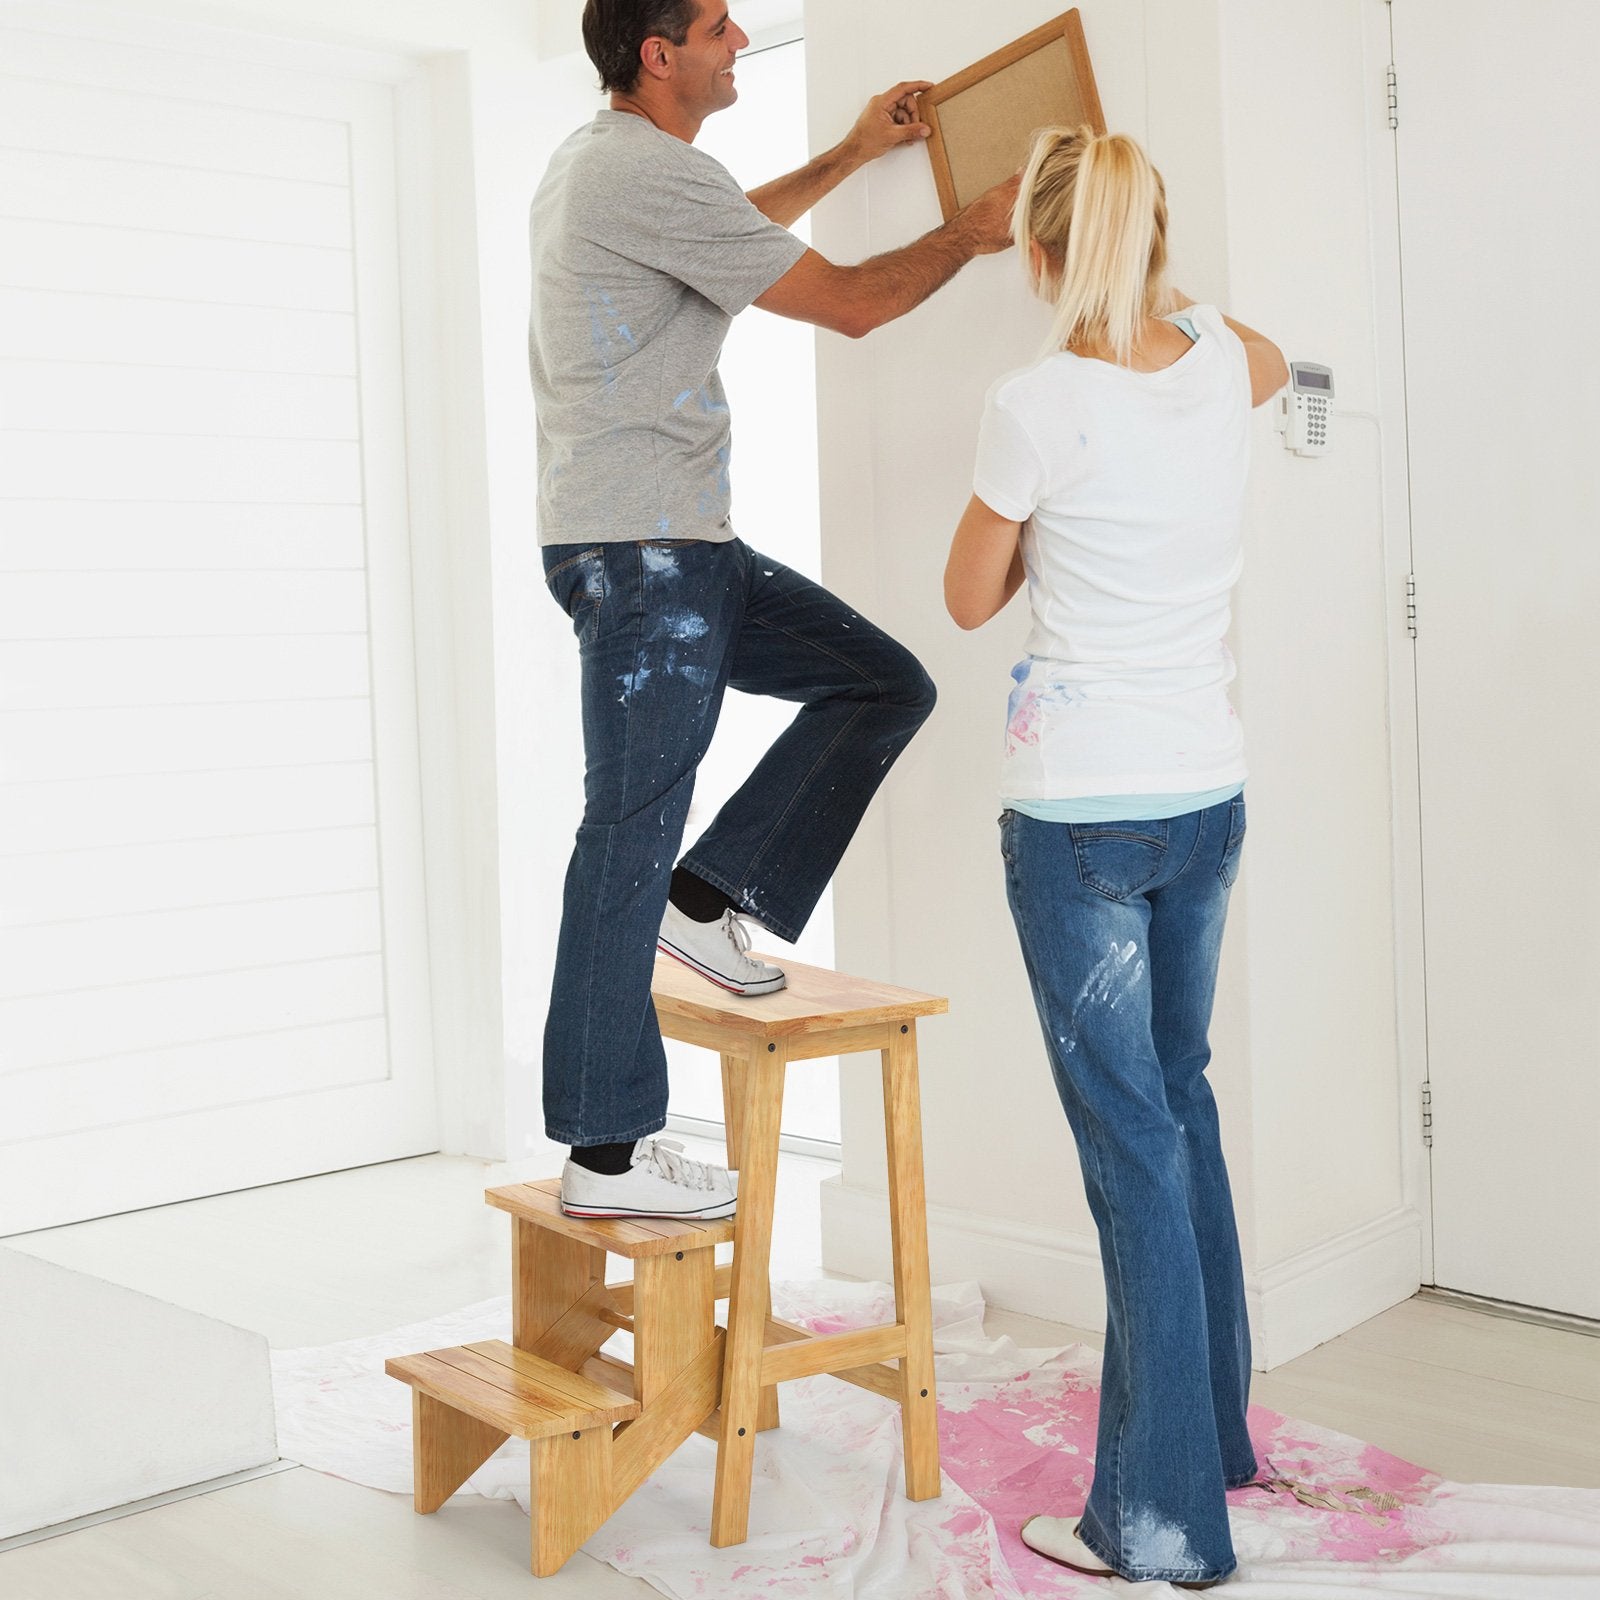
[1019,1516,1117,1577]
[1020,1515,1226,1589]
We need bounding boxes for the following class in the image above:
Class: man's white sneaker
[658,903,786,996]
[560,1137,738,1220]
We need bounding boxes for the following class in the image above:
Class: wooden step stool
[386,955,948,1574]
[386,1180,734,1575]
[651,952,949,1548]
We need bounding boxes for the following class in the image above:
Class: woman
[944,126,1288,1588]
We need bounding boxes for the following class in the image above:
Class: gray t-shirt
[529,110,808,546]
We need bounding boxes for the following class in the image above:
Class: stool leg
[513,1220,608,1364]
[531,1425,613,1577]
[883,1024,941,1501]
[721,1049,781,1434]
[711,1041,786,1547]
[633,1248,715,1405]
[411,1390,508,1512]
[720,1051,747,1168]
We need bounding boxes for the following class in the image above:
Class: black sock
[669,865,735,924]
[569,1139,637,1175]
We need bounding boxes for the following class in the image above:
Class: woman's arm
[1170,289,1289,407]
[945,495,1025,630]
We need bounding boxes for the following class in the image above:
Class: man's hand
[846,81,935,165]
[955,173,1022,256]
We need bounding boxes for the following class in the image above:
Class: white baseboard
[819,1177,1421,1371]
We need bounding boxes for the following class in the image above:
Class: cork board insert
[919,10,1106,221]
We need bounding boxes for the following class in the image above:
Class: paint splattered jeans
[999,797,1255,1584]
[541,537,936,1146]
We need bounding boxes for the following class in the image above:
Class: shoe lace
[722,909,754,957]
[634,1137,723,1192]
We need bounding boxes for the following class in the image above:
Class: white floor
[4,1145,1597,1598]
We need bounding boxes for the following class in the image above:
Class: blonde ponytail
[1014,126,1170,363]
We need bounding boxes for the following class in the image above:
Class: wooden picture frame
[917,9,1107,221]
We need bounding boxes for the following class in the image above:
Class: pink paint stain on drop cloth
[932,1369,1446,1594]
[774,1285,1452,1592]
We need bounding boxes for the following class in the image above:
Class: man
[535,0,1016,1220]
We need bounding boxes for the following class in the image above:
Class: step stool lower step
[388,1339,643,1573]
[385,1339,639,1439]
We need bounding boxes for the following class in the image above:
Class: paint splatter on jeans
[999,797,1252,1582]
[540,536,935,1145]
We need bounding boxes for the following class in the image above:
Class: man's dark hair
[582,0,699,95]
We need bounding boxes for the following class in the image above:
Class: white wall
[43,0,831,1178]
[805,0,1419,1367]
[46,0,604,1174]
[40,1,1423,1350]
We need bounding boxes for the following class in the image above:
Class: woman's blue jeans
[541,537,936,1147]
[999,798,1255,1585]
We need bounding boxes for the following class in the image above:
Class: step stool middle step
[485,1177,734,1257]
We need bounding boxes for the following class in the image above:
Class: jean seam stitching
[746,612,885,688]
[566,545,641,1144]
[618,543,645,824]
[569,823,617,1143]
[1082,1109,1134,1564]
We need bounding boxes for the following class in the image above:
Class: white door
[1393,0,1600,1316]
[0,19,438,1233]
[663,36,841,1146]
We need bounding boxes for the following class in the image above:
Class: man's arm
[755,174,1019,339]
[747,81,932,228]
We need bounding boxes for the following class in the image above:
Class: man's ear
[638,35,673,83]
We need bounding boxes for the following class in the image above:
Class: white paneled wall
[0,18,437,1232]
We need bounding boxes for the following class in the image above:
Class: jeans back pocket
[543,545,605,646]
[1219,794,1247,887]
[1070,819,1169,901]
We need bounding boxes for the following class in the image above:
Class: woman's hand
[945,495,1025,629]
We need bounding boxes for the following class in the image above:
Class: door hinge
[1386,64,1399,130]
[1421,1083,1433,1148]
[1406,573,1417,638]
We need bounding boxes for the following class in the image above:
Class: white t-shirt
[972,303,1251,800]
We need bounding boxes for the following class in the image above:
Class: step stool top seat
[385,1338,639,1439]
[486,1176,734,1257]
[652,953,948,1040]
